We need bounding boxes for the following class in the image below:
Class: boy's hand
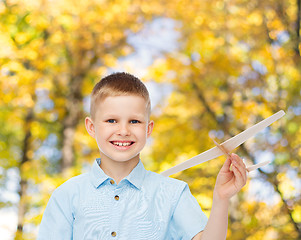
[214,153,247,200]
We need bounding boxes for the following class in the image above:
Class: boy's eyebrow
[130,114,146,119]
[102,113,146,119]
[101,114,118,118]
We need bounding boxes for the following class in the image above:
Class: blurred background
[0,0,300,239]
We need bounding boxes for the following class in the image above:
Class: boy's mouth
[110,141,135,147]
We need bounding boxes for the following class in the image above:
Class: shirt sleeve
[170,183,208,240]
[37,187,74,240]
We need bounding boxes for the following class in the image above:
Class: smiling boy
[38,72,247,240]
[87,94,153,184]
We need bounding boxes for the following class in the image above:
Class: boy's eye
[107,119,116,123]
[130,120,140,124]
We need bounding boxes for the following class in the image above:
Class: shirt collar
[90,158,147,190]
[90,159,110,188]
[123,160,146,190]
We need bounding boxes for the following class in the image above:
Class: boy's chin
[100,153,140,163]
[114,155,140,163]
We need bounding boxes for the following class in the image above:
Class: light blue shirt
[38,159,208,240]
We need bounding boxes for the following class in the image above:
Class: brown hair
[90,72,151,119]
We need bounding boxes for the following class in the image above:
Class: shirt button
[114,195,119,201]
[111,231,117,237]
[110,179,115,185]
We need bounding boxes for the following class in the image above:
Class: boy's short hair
[90,72,151,119]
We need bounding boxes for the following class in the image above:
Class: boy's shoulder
[144,170,188,192]
[53,172,89,195]
[147,169,184,182]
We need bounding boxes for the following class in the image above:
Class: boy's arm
[37,188,74,240]
[193,153,247,240]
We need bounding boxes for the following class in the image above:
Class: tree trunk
[15,109,34,239]
[296,0,301,55]
[61,76,84,175]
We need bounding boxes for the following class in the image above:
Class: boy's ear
[147,120,154,137]
[85,117,95,138]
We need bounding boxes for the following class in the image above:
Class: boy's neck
[99,157,140,184]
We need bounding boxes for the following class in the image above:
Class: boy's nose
[117,124,131,136]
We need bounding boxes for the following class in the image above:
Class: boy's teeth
[113,142,131,146]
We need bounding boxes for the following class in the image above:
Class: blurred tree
[148,0,301,239]
[0,0,165,238]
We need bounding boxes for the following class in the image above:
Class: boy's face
[85,95,154,165]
